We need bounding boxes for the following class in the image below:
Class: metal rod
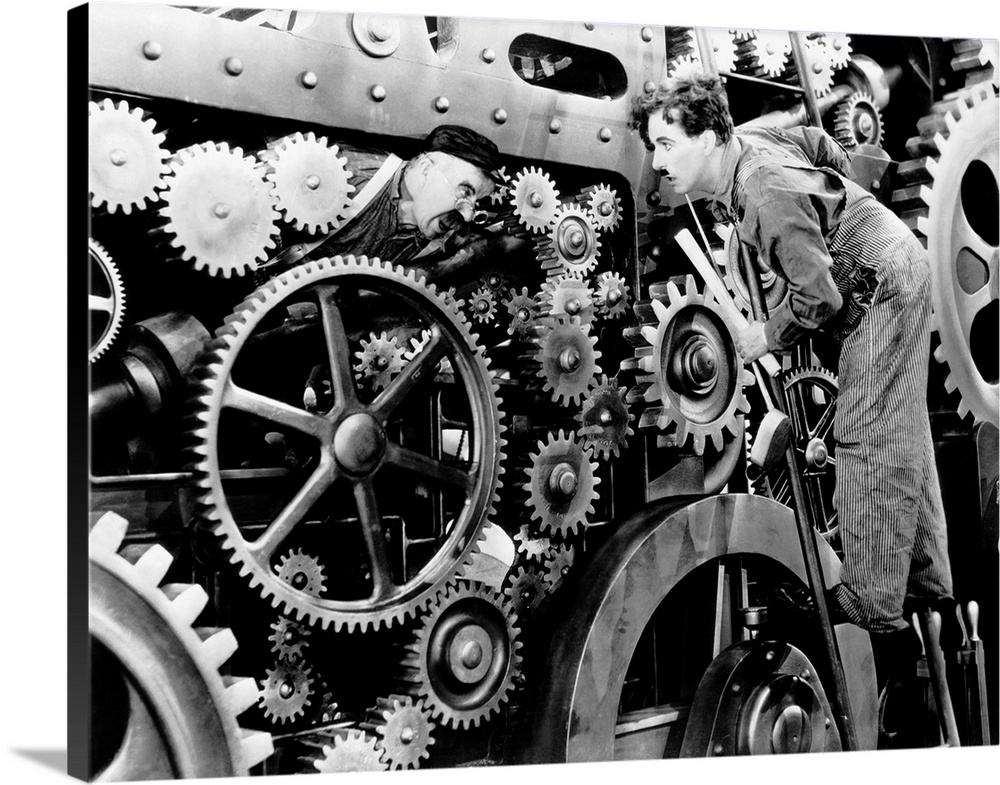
[918,609,962,746]
[788,32,824,128]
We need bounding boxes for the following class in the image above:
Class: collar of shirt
[708,136,742,222]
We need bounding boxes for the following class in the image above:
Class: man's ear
[700,129,718,156]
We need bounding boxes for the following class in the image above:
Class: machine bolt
[367,16,394,42]
[641,27,653,42]
[481,48,496,63]
[558,347,581,373]
[517,308,530,322]
[857,113,873,135]
[400,727,415,744]
[598,201,614,217]
[370,84,387,102]
[731,683,742,694]
[224,56,244,76]
[110,149,127,167]
[488,274,502,288]
[599,409,613,425]
[434,96,451,113]
[565,297,582,315]
[528,191,545,209]
[213,203,232,219]
[300,70,318,89]
[460,641,484,669]
[765,650,775,661]
[549,119,562,134]
[279,680,295,699]
[142,40,162,60]
[871,180,881,191]
[801,670,811,680]
[493,108,508,124]
[804,438,828,468]
[649,244,662,258]
[713,744,724,755]
[608,288,621,304]
[646,191,661,206]
[305,175,322,191]
[549,463,579,498]
[567,229,586,252]
[598,127,612,143]
[643,80,657,94]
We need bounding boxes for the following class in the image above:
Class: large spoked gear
[89,239,126,363]
[269,616,311,661]
[259,131,355,234]
[275,548,327,596]
[576,375,634,460]
[158,141,280,278]
[190,255,506,633]
[524,430,600,537]
[895,87,999,426]
[594,271,630,319]
[468,285,498,324]
[310,729,387,773]
[633,275,754,455]
[529,315,602,406]
[832,91,885,149]
[536,203,602,278]
[720,224,790,316]
[89,98,170,215]
[584,184,623,232]
[509,167,560,234]
[89,512,272,780]
[399,580,522,730]
[354,331,406,392]
[504,287,541,338]
[539,275,595,325]
[259,660,315,725]
[362,695,435,769]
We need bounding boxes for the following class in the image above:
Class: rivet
[481,48,496,64]
[367,16,394,43]
[549,119,562,134]
[142,40,162,60]
[644,80,657,94]
[584,22,595,30]
[801,670,811,680]
[871,179,881,190]
[400,727,415,744]
[731,683,742,693]
[641,27,653,42]
[213,203,231,219]
[370,84,387,102]
[599,410,613,425]
[765,650,775,661]
[713,744,724,755]
[300,71,318,89]
[650,244,662,258]
[493,108,508,124]
[434,96,451,113]
[109,149,127,167]
[224,56,244,76]
[598,127,612,143]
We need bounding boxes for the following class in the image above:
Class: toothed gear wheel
[468,286,498,324]
[950,38,999,90]
[158,141,280,278]
[503,564,548,617]
[275,548,327,597]
[269,616,311,660]
[585,184,623,232]
[504,287,541,337]
[817,33,852,70]
[362,695,435,769]
[509,167,560,233]
[539,275,595,325]
[89,98,170,214]
[88,512,273,780]
[259,660,315,724]
[311,729,387,772]
[721,224,790,316]
[665,27,697,59]
[576,375,634,460]
[190,255,506,633]
[543,544,576,588]
[732,29,755,42]
[707,28,739,74]
[530,315,603,406]
[739,30,790,78]
[594,271,630,319]
[260,131,355,234]
[524,430,601,537]
[513,523,554,562]
[667,53,702,79]
[632,275,754,454]
[895,88,999,426]
[537,203,602,278]
[400,580,522,730]
[89,238,126,363]
[801,38,834,97]
[832,91,885,149]
[354,331,406,392]
[489,166,512,206]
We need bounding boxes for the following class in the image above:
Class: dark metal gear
[542,543,576,589]
[468,285,499,324]
[509,166,560,233]
[268,616,311,661]
[309,729,387,773]
[488,165,513,206]
[503,564,549,617]
[89,238,127,363]
[950,38,998,90]
[189,255,506,633]
[536,203,602,278]
[539,275,595,325]
[524,430,601,536]
[504,287,541,338]
[832,91,885,149]
[736,30,790,78]
[399,580,523,730]
[362,695,436,769]
[529,315,603,407]
[259,660,315,725]
[275,548,327,597]
[576,375,634,460]
[594,271,630,319]
[89,512,273,780]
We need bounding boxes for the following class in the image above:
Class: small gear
[89,238,126,363]
[738,30,790,78]
[536,203,602,278]
[832,91,885,149]
[576,375,634,460]
[489,166,512,206]
[539,275,595,325]
[509,166,560,233]
[480,270,509,293]
[275,548,327,597]
[400,580,522,729]
[311,729,387,773]
[468,286,498,324]
[269,616,312,660]
[800,37,834,97]
[524,430,600,537]
[158,141,280,277]
[817,33,853,70]
[362,695,435,769]
[503,564,549,617]
[259,131,355,234]
[89,98,169,214]
[542,544,576,588]
[354,330,406,392]
[259,660,315,725]
[513,523,554,562]
[707,28,739,74]
[530,315,602,407]
[667,53,701,79]
[594,271,630,319]
[504,287,541,338]
[584,184,623,232]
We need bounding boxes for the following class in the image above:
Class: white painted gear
[489,165,512,206]
[530,315,602,406]
[312,729,387,773]
[543,543,576,589]
[667,53,702,79]
[813,33,852,70]
[576,375,634,460]
[259,660,315,725]
[897,88,999,426]
[585,184,623,232]
[88,512,273,780]
[741,30,790,78]
[468,285,498,324]
[362,695,435,769]
[354,330,406,392]
[594,271,630,319]
[732,29,756,42]
[539,275,595,325]
[268,616,311,661]
[705,28,739,74]
[950,38,999,90]
[89,98,169,215]
[158,141,280,278]
[89,238,126,363]
[832,91,886,149]
[523,429,600,537]
[634,274,755,455]
[509,166,560,233]
[399,580,523,730]
[259,131,355,234]
[189,255,507,633]
[513,523,554,562]
[801,37,835,97]
[275,548,327,597]
[503,565,548,617]
[504,287,541,338]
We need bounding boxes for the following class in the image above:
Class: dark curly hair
[630,68,734,150]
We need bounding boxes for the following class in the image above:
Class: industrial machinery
[78,4,998,778]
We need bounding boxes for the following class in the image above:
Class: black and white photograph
[30,0,1000,782]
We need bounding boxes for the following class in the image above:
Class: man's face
[411,154,494,239]
[646,110,712,195]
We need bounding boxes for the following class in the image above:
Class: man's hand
[736,320,769,363]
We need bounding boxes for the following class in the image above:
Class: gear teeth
[161,583,210,627]
[197,627,240,671]
[224,675,262,717]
